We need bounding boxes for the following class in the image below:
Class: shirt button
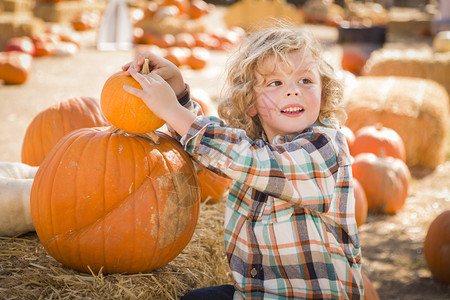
[250,268,257,277]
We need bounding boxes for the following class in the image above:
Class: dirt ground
[1,24,449,299]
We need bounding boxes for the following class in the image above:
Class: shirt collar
[262,119,337,145]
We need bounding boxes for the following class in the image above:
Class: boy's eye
[267,80,282,87]
[299,78,312,84]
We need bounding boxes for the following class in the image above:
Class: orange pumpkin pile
[0,30,81,85]
[343,124,410,216]
[132,0,245,70]
[29,62,202,274]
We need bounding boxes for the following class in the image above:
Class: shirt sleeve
[181,116,349,213]
[166,85,203,141]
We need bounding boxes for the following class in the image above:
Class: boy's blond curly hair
[217,24,346,140]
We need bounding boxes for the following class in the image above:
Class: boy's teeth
[282,107,303,113]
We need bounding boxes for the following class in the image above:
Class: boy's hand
[122,51,186,96]
[124,68,178,119]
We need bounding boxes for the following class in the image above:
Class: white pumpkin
[433,31,450,52]
[0,162,38,236]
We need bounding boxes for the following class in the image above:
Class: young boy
[123,25,364,299]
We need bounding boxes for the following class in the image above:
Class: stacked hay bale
[223,0,304,31]
[0,0,44,50]
[362,47,450,103]
[387,7,433,38]
[344,76,449,170]
[33,0,105,23]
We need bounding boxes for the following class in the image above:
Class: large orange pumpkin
[352,152,410,214]
[423,210,450,284]
[197,168,232,203]
[100,59,165,134]
[351,124,406,161]
[21,97,109,166]
[353,178,368,227]
[30,127,200,274]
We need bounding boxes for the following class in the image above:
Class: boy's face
[248,49,322,142]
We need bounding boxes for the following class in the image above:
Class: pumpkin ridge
[44,129,89,264]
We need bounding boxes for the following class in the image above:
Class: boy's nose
[287,92,299,96]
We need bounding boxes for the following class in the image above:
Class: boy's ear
[247,105,257,117]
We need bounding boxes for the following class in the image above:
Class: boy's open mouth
[280,106,304,115]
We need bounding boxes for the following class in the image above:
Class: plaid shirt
[178,100,364,299]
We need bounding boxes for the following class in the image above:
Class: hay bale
[387,7,432,37]
[0,13,44,50]
[1,0,35,13]
[33,0,106,23]
[344,76,449,170]
[362,47,450,101]
[0,200,232,299]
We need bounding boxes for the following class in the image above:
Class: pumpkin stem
[107,125,122,133]
[106,126,160,144]
[143,132,160,144]
[141,58,151,75]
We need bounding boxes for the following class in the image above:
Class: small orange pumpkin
[0,51,32,85]
[21,97,109,166]
[362,272,380,300]
[30,127,200,274]
[341,47,368,75]
[341,125,355,153]
[186,47,210,70]
[423,210,450,284]
[164,47,190,67]
[353,178,368,227]
[351,123,406,161]
[100,59,166,134]
[4,36,36,56]
[352,152,410,214]
[188,0,210,19]
[197,168,232,203]
[160,0,189,15]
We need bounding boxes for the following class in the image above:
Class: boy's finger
[121,62,131,71]
[128,67,146,84]
[123,85,143,97]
